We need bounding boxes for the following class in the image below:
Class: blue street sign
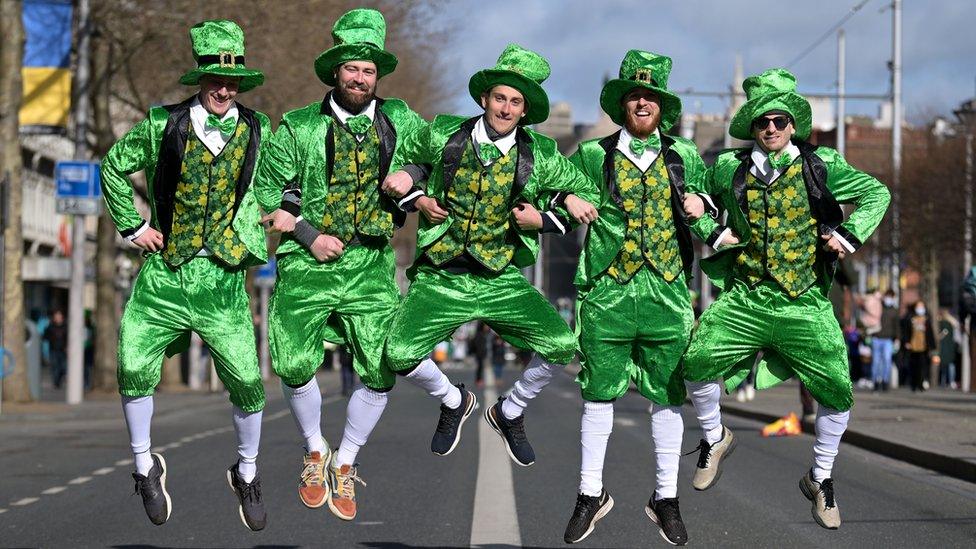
[55,160,102,215]
[255,257,277,287]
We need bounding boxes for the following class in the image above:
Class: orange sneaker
[298,446,331,508]
[328,462,365,521]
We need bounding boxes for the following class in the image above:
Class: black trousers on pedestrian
[907,351,928,391]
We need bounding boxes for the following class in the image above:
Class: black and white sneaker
[485,397,535,466]
[563,489,614,544]
[131,453,171,526]
[645,496,688,546]
[227,462,267,532]
[430,384,477,456]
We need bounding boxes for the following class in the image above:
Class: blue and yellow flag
[19,0,73,131]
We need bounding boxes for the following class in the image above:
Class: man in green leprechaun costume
[379,44,600,468]
[254,8,427,522]
[681,69,890,530]
[100,20,271,531]
[562,50,718,546]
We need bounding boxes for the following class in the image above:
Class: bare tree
[0,0,31,402]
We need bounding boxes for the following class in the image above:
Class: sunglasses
[752,115,792,131]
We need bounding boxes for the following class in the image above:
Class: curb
[720,402,976,484]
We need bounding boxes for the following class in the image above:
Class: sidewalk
[718,380,976,483]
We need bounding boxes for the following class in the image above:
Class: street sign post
[55,160,102,215]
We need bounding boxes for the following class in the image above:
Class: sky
[439,0,976,125]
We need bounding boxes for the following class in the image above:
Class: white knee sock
[502,355,562,420]
[812,406,850,482]
[121,395,154,475]
[282,377,326,454]
[405,358,461,409]
[651,404,684,499]
[335,387,389,466]
[579,401,614,497]
[685,380,723,444]
[233,406,262,483]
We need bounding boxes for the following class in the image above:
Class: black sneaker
[645,496,688,546]
[430,384,477,456]
[131,453,171,526]
[563,489,614,544]
[226,462,267,532]
[484,397,535,467]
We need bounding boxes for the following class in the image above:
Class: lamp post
[954,98,975,392]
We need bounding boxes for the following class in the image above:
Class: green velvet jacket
[568,132,714,289]
[396,115,600,271]
[696,141,890,294]
[254,95,426,257]
[101,97,272,266]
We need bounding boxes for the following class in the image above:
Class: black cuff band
[293,219,320,249]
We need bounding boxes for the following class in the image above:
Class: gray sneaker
[799,469,841,529]
[131,453,171,526]
[690,426,736,491]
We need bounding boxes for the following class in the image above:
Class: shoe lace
[572,493,597,517]
[684,439,712,469]
[300,457,323,487]
[336,465,366,499]
[820,478,835,509]
[238,478,262,504]
[436,403,460,435]
[132,475,152,498]
[505,414,528,445]
[656,499,682,523]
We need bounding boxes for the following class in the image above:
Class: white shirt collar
[616,127,661,172]
[329,93,376,125]
[472,116,517,161]
[189,96,238,154]
[750,141,801,183]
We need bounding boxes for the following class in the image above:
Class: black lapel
[732,148,752,215]
[233,103,261,215]
[373,97,397,182]
[512,126,534,199]
[152,96,194,245]
[442,116,481,193]
[598,132,621,207]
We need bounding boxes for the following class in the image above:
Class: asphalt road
[2,365,975,548]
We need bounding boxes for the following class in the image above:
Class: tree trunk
[0,0,31,402]
[91,26,117,392]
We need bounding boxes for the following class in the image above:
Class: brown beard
[334,82,376,113]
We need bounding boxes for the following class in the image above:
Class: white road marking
[0,508,7,514]
[41,486,67,495]
[68,476,92,485]
[614,417,638,427]
[114,459,133,467]
[11,498,39,506]
[470,368,521,548]
[92,467,114,476]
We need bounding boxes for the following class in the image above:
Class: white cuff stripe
[545,211,566,234]
[698,193,719,218]
[713,227,733,250]
[831,230,856,254]
[397,189,424,208]
[125,220,150,242]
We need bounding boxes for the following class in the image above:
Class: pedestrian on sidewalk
[938,308,960,389]
[472,322,490,388]
[871,290,899,391]
[43,309,67,389]
[901,301,937,392]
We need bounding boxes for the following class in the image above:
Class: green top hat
[600,50,682,132]
[729,68,812,140]
[315,8,399,86]
[179,20,265,93]
[468,44,551,126]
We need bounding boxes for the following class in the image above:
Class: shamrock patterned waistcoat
[320,123,393,243]
[733,161,818,297]
[426,140,517,272]
[606,152,683,283]
[162,121,250,268]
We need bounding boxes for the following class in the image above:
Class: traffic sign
[254,256,277,287]
[55,160,102,215]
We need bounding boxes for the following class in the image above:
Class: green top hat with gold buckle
[600,50,682,132]
[729,68,812,140]
[314,8,399,86]
[178,20,264,93]
[468,44,551,126]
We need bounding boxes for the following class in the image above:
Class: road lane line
[68,476,91,485]
[470,368,521,548]
[41,487,67,495]
[11,498,39,506]
[92,467,114,476]
[114,459,133,466]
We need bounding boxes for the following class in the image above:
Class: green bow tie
[629,133,661,156]
[346,114,372,135]
[479,142,502,164]
[205,113,236,137]
[768,150,793,171]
